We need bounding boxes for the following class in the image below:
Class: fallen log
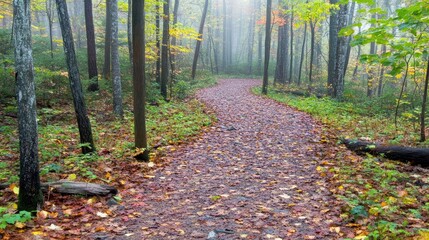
[0,181,117,196]
[342,139,429,167]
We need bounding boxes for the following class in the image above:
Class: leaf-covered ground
[115,79,355,239]
[9,79,427,239]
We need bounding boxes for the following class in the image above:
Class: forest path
[125,79,345,239]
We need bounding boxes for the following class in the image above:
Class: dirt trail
[124,79,345,239]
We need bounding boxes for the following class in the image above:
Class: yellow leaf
[68,173,77,181]
[338,185,344,191]
[15,222,25,228]
[63,209,72,216]
[11,203,18,210]
[105,172,111,180]
[37,210,49,219]
[32,231,45,236]
[120,180,126,185]
[87,197,97,205]
[12,186,19,195]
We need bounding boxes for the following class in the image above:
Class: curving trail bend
[125,79,346,239]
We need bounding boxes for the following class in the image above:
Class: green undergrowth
[253,86,429,238]
[253,86,427,146]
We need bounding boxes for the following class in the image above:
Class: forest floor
[115,79,356,239]
[5,79,428,239]
[112,79,355,239]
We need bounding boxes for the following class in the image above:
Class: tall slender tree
[191,0,209,79]
[160,0,170,99]
[14,0,43,212]
[56,0,95,154]
[111,0,123,117]
[155,1,161,84]
[262,0,272,95]
[46,0,55,59]
[132,0,149,161]
[170,0,180,75]
[103,0,112,80]
[84,0,99,92]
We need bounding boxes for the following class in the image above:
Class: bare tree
[56,0,95,154]
[262,0,272,95]
[14,0,43,212]
[111,0,123,117]
[132,0,149,161]
[191,0,209,79]
[84,0,99,91]
[160,0,170,99]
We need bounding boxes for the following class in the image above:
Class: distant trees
[103,0,112,80]
[160,0,170,100]
[13,0,43,212]
[56,0,95,154]
[191,0,209,80]
[84,0,99,92]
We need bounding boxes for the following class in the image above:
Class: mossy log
[342,139,429,167]
[0,181,117,196]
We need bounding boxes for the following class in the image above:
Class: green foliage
[0,209,32,229]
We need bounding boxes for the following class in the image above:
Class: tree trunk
[222,0,227,72]
[247,0,256,75]
[298,22,307,86]
[191,0,209,79]
[170,0,179,76]
[288,7,294,83]
[343,1,356,77]
[262,0,272,95]
[1,181,118,196]
[308,22,315,90]
[46,0,55,59]
[56,0,95,154]
[132,0,149,161]
[342,139,429,167]
[332,2,348,99]
[127,0,133,65]
[13,0,43,212]
[160,0,170,100]
[103,0,112,80]
[155,2,161,85]
[84,0,99,92]
[111,0,123,117]
[327,0,338,97]
[420,59,429,142]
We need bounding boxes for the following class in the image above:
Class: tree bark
[155,2,161,84]
[1,181,118,196]
[420,59,429,142]
[308,21,315,90]
[84,0,99,92]
[160,0,170,100]
[298,22,307,86]
[191,0,209,79]
[332,2,348,99]
[111,0,123,117]
[13,0,43,212]
[327,0,338,96]
[56,0,95,154]
[170,0,179,76]
[132,0,149,161]
[288,7,294,84]
[127,0,133,65]
[262,0,272,95]
[46,0,55,59]
[342,139,429,167]
[103,0,112,80]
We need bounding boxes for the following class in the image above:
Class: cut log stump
[341,139,429,167]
